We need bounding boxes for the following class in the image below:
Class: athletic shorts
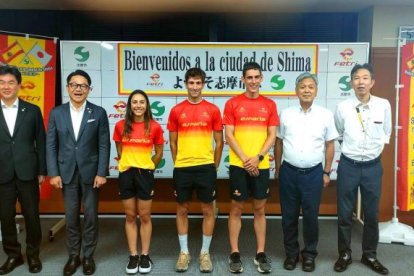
[173,164,217,203]
[229,165,270,201]
[118,167,154,200]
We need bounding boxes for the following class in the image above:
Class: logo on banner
[150,101,166,120]
[404,54,414,76]
[154,157,166,174]
[74,46,90,62]
[270,75,286,90]
[108,101,127,119]
[0,40,53,75]
[334,48,356,67]
[338,75,352,97]
[146,73,163,87]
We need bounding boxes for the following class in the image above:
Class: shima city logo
[0,40,53,76]
[108,101,127,119]
[334,48,356,67]
[147,73,163,87]
[270,75,286,90]
[150,101,166,122]
[74,46,90,62]
[338,75,352,97]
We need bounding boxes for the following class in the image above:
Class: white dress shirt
[1,98,19,136]
[277,104,338,168]
[334,95,392,161]
[69,101,86,140]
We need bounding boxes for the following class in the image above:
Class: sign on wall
[60,41,369,179]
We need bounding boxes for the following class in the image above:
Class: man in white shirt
[275,72,337,272]
[333,63,391,275]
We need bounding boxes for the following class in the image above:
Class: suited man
[46,69,110,276]
[0,65,45,274]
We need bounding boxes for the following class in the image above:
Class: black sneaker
[254,252,272,274]
[126,255,139,274]
[139,254,153,274]
[228,252,243,273]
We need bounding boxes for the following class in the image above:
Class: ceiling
[0,0,414,13]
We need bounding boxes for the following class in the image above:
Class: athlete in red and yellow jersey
[167,68,223,273]
[113,90,164,274]
[223,62,279,274]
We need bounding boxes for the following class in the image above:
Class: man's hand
[243,156,260,177]
[323,174,330,187]
[50,176,63,189]
[38,175,46,185]
[94,176,107,188]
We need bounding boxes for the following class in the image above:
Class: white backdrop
[60,41,369,179]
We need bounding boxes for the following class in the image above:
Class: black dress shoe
[361,256,389,275]
[283,256,299,270]
[334,253,352,272]
[27,256,42,273]
[0,256,24,275]
[302,257,315,272]
[63,256,81,276]
[82,257,96,275]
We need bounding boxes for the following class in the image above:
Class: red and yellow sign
[0,33,56,199]
[397,42,414,211]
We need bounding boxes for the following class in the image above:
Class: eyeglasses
[67,83,90,91]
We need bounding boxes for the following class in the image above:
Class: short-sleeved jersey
[223,93,279,169]
[113,119,164,172]
[167,99,222,168]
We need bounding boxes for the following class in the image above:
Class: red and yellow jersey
[113,119,164,172]
[167,99,222,168]
[223,93,279,169]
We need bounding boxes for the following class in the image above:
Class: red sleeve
[152,122,165,145]
[222,98,235,126]
[212,105,223,131]
[268,100,280,127]
[167,106,178,132]
[113,120,124,142]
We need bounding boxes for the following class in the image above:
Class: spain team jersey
[113,119,164,172]
[223,93,279,169]
[167,99,222,168]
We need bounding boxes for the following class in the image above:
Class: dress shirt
[334,95,392,161]
[1,98,19,136]
[69,101,86,140]
[278,104,338,168]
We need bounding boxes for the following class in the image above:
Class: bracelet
[323,171,331,176]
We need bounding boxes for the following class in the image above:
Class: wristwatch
[323,170,331,176]
[258,154,264,162]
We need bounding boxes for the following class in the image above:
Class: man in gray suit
[0,65,45,275]
[46,70,110,276]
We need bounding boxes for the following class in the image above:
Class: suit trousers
[0,177,41,258]
[63,168,99,258]
[279,162,323,259]
[336,154,382,259]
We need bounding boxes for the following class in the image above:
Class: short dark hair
[185,67,206,83]
[242,62,262,77]
[350,63,375,79]
[0,65,22,84]
[66,69,92,85]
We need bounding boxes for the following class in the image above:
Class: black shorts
[173,164,217,203]
[118,168,155,200]
[229,165,270,201]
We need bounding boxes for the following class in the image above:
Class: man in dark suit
[0,65,46,274]
[46,69,110,276]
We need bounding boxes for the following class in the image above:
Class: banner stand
[379,27,414,246]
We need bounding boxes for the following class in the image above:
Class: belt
[340,154,381,166]
[283,161,321,174]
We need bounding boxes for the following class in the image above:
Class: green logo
[270,75,286,90]
[224,155,230,169]
[156,158,166,169]
[151,101,166,116]
[338,76,351,91]
[74,46,90,62]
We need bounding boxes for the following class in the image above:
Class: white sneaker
[176,252,191,272]
[199,252,213,273]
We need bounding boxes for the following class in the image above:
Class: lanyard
[356,107,365,132]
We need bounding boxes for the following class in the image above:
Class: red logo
[334,48,356,67]
[108,101,127,119]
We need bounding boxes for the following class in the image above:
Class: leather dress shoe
[334,253,352,272]
[82,257,96,275]
[283,256,299,270]
[361,255,389,275]
[0,256,24,275]
[63,256,81,276]
[302,257,315,272]
[27,256,42,273]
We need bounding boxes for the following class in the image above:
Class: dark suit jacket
[0,99,46,184]
[46,101,110,184]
